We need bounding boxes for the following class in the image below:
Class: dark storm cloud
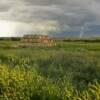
[0,0,100,37]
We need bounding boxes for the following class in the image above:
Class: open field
[0,39,100,100]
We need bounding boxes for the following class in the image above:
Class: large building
[22,34,56,47]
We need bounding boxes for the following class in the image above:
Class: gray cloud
[0,0,100,37]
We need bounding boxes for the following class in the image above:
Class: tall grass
[0,41,100,99]
[0,65,100,100]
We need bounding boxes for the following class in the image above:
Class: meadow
[0,39,100,100]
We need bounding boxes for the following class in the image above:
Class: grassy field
[0,40,100,100]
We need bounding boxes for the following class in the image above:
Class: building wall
[22,35,56,46]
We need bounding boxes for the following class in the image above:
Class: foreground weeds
[0,65,100,100]
[0,42,100,99]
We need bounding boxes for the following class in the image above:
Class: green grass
[0,40,100,99]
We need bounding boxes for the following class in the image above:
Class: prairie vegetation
[0,39,100,100]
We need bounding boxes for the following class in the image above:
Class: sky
[0,0,100,37]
